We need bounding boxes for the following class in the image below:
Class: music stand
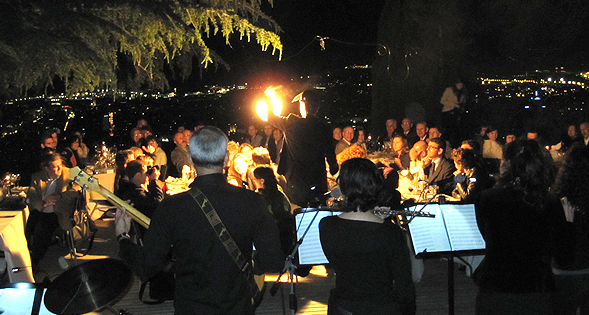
[269,208,340,314]
[407,203,486,315]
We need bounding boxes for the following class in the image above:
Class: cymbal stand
[270,210,320,315]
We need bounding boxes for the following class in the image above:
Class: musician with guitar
[115,126,283,314]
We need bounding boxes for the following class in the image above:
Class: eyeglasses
[427,145,439,150]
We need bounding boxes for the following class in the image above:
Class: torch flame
[256,100,268,122]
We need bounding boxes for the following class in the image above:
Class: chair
[84,171,117,221]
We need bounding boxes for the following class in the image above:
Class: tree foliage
[0,0,282,97]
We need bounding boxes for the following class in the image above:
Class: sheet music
[296,210,340,265]
[407,205,452,254]
[408,204,485,255]
[442,204,486,251]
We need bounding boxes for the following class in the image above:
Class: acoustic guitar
[68,167,267,305]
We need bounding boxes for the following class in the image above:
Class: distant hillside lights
[480,77,585,88]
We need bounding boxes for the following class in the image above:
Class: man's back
[120,173,282,314]
[274,115,338,206]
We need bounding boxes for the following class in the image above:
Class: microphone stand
[269,210,320,315]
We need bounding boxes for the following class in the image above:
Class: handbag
[56,190,97,256]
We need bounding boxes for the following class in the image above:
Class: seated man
[26,153,75,267]
[117,160,164,220]
[423,137,455,189]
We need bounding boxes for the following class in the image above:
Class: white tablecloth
[0,210,34,283]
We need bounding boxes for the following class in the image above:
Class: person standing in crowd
[115,126,283,314]
[320,158,415,315]
[473,140,574,315]
[440,78,466,147]
[171,131,194,176]
[551,145,589,315]
[266,89,338,207]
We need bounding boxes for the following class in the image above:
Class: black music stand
[270,208,340,315]
[407,203,486,315]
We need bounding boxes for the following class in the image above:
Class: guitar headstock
[69,167,102,192]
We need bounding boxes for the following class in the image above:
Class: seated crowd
[28,115,589,315]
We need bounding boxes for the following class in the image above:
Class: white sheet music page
[296,210,340,265]
[408,205,452,254]
[442,204,486,251]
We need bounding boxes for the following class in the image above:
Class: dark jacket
[119,173,283,314]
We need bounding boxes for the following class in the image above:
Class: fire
[257,86,283,121]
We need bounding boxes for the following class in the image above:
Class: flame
[256,86,282,121]
[256,100,268,122]
[300,101,307,118]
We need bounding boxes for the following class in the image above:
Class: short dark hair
[64,133,80,146]
[339,158,383,212]
[42,153,63,167]
[253,166,279,192]
[429,138,446,153]
[145,135,159,145]
[452,148,478,169]
[40,132,53,145]
[125,160,145,179]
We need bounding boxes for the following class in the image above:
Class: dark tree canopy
[0,0,282,98]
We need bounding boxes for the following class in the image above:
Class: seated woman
[319,158,416,315]
[253,166,294,257]
[60,133,83,168]
[482,126,502,174]
[227,153,250,189]
[390,135,410,170]
[450,148,490,202]
[474,140,574,315]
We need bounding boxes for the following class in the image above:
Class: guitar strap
[188,188,261,303]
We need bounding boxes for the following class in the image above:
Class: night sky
[181,0,386,89]
[184,0,589,90]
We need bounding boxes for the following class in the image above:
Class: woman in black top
[253,166,294,257]
[474,140,574,315]
[319,158,415,315]
[551,145,589,314]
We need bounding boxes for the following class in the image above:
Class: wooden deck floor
[23,217,478,315]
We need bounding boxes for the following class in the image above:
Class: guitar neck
[69,167,151,229]
[95,186,151,229]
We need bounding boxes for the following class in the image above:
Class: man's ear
[224,151,229,167]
